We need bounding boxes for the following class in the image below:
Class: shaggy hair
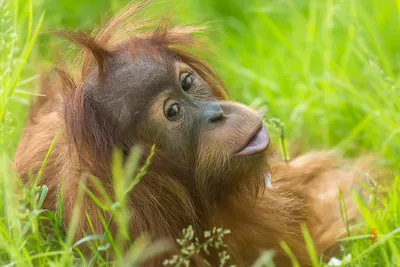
[14,2,377,266]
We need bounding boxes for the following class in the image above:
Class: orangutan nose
[202,102,224,124]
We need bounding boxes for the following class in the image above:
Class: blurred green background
[1,0,400,265]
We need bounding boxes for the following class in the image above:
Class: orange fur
[13,2,381,266]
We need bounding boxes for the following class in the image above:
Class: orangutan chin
[14,2,375,266]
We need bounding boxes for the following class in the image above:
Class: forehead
[85,42,180,132]
[108,44,177,98]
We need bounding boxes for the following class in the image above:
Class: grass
[1,0,399,266]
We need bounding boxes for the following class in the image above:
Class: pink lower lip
[235,124,269,156]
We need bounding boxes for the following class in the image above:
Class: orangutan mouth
[236,124,269,156]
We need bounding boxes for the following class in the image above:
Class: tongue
[236,125,269,156]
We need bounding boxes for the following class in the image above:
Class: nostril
[208,109,224,123]
[201,103,225,125]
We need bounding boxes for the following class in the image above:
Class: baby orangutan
[14,3,374,266]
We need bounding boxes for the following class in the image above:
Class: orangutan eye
[181,73,193,91]
[165,103,181,120]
